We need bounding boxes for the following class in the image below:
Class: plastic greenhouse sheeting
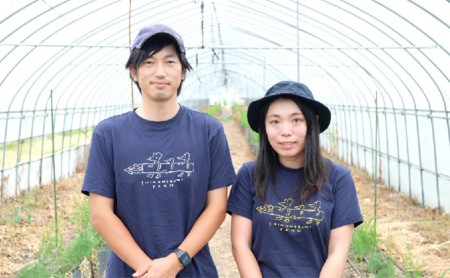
[0,0,449,211]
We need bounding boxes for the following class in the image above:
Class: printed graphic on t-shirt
[256,198,324,233]
[123,152,194,188]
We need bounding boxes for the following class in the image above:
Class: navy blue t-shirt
[82,106,236,277]
[227,161,363,277]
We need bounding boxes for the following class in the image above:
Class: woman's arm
[320,224,354,277]
[231,213,262,278]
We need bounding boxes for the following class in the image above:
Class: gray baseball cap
[131,23,185,54]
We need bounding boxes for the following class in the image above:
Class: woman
[227,81,363,277]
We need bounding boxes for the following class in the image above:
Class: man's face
[131,44,185,103]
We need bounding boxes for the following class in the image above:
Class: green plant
[350,219,379,260]
[3,206,32,225]
[22,187,39,223]
[232,104,258,145]
[16,263,52,278]
[38,224,62,261]
[402,242,424,277]
[12,208,23,224]
[25,209,32,224]
[349,219,400,277]
[1,180,39,225]
[16,198,105,277]
[205,104,222,118]
[57,233,99,274]
[367,251,395,277]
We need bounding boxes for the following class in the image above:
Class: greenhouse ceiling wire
[0,0,449,211]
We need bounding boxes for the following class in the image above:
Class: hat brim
[135,31,185,53]
[247,93,331,133]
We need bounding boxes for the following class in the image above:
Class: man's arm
[320,224,354,277]
[133,186,229,278]
[178,186,228,256]
[231,213,262,278]
[89,193,152,272]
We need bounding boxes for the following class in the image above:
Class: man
[82,23,236,278]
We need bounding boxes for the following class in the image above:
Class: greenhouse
[1,0,449,277]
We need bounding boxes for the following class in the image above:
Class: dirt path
[1,115,449,277]
[209,118,254,278]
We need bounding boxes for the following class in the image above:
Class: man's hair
[125,33,193,96]
[253,95,328,204]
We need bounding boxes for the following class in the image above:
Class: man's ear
[130,66,138,81]
[181,69,187,80]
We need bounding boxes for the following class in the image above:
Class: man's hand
[132,253,183,278]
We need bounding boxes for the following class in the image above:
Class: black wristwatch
[173,248,191,268]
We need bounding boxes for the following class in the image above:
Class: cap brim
[135,32,184,53]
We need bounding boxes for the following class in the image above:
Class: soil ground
[1,115,449,277]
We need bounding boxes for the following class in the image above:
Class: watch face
[175,248,191,267]
[180,253,191,265]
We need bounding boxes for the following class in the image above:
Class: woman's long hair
[253,96,328,204]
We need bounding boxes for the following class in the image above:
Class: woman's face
[265,98,307,168]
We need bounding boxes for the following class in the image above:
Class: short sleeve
[329,165,363,229]
[227,162,255,219]
[81,123,116,198]
[207,120,236,190]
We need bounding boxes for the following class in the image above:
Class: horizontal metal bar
[343,138,450,181]
[0,43,439,50]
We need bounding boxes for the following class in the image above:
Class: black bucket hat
[247,81,331,133]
